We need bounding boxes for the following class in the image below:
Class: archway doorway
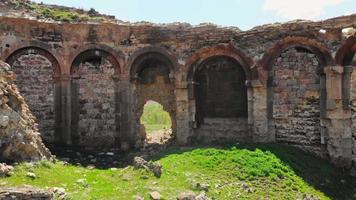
[140,100,173,144]
[130,51,177,146]
[192,55,248,142]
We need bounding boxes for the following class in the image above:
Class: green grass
[1,144,354,200]
[141,101,172,133]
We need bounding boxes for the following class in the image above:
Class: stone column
[248,80,274,142]
[59,75,73,145]
[118,75,132,151]
[323,66,352,168]
[176,72,191,145]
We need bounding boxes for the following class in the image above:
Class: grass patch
[0,144,354,199]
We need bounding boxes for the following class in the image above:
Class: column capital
[324,66,344,75]
[246,80,264,88]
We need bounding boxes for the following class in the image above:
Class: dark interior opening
[137,58,171,84]
[194,56,247,125]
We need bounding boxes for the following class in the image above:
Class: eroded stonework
[10,53,55,143]
[72,59,117,147]
[0,12,355,170]
[272,48,322,155]
[0,60,52,162]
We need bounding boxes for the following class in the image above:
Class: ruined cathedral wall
[0,15,355,171]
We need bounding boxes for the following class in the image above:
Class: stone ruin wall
[10,52,55,142]
[272,48,322,155]
[0,60,52,162]
[0,15,355,169]
[350,56,356,169]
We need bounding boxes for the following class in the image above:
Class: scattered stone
[0,163,13,177]
[122,173,132,181]
[141,175,149,179]
[133,156,162,178]
[177,191,196,200]
[26,172,36,179]
[87,165,95,170]
[134,195,144,200]
[196,183,209,192]
[196,192,211,200]
[106,152,115,156]
[149,191,161,200]
[0,187,53,200]
[242,184,252,193]
[50,187,67,199]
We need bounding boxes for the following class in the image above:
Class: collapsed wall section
[0,60,52,162]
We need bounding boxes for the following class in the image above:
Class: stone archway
[190,55,249,142]
[129,51,177,146]
[5,47,61,144]
[267,45,327,155]
[70,48,121,148]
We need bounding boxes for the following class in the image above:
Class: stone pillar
[248,80,274,142]
[59,75,73,145]
[323,66,352,168]
[118,76,132,150]
[176,72,191,145]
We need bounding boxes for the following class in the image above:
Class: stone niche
[269,47,323,156]
[6,49,56,144]
[191,56,249,143]
[70,50,119,148]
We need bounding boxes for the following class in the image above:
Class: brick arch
[336,36,356,65]
[4,45,62,144]
[186,44,255,82]
[128,46,179,81]
[70,44,124,76]
[259,36,334,76]
[263,36,331,154]
[5,46,61,77]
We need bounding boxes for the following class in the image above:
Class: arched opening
[70,49,120,148]
[192,55,248,141]
[130,51,177,146]
[140,100,173,144]
[5,47,60,144]
[268,46,325,154]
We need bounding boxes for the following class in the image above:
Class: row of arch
[3,36,355,82]
[1,35,355,148]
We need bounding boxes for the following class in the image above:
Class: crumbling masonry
[0,14,355,169]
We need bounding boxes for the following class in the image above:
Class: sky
[31,0,356,30]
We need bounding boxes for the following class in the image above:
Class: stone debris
[0,163,13,177]
[0,61,52,162]
[177,191,211,200]
[177,191,196,200]
[133,156,162,178]
[149,191,161,200]
[26,172,36,179]
[0,187,53,200]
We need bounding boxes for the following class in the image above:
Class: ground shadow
[148,143,355,200]
[48,142,355,200]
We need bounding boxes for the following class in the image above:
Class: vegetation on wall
[12,1,104,22]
